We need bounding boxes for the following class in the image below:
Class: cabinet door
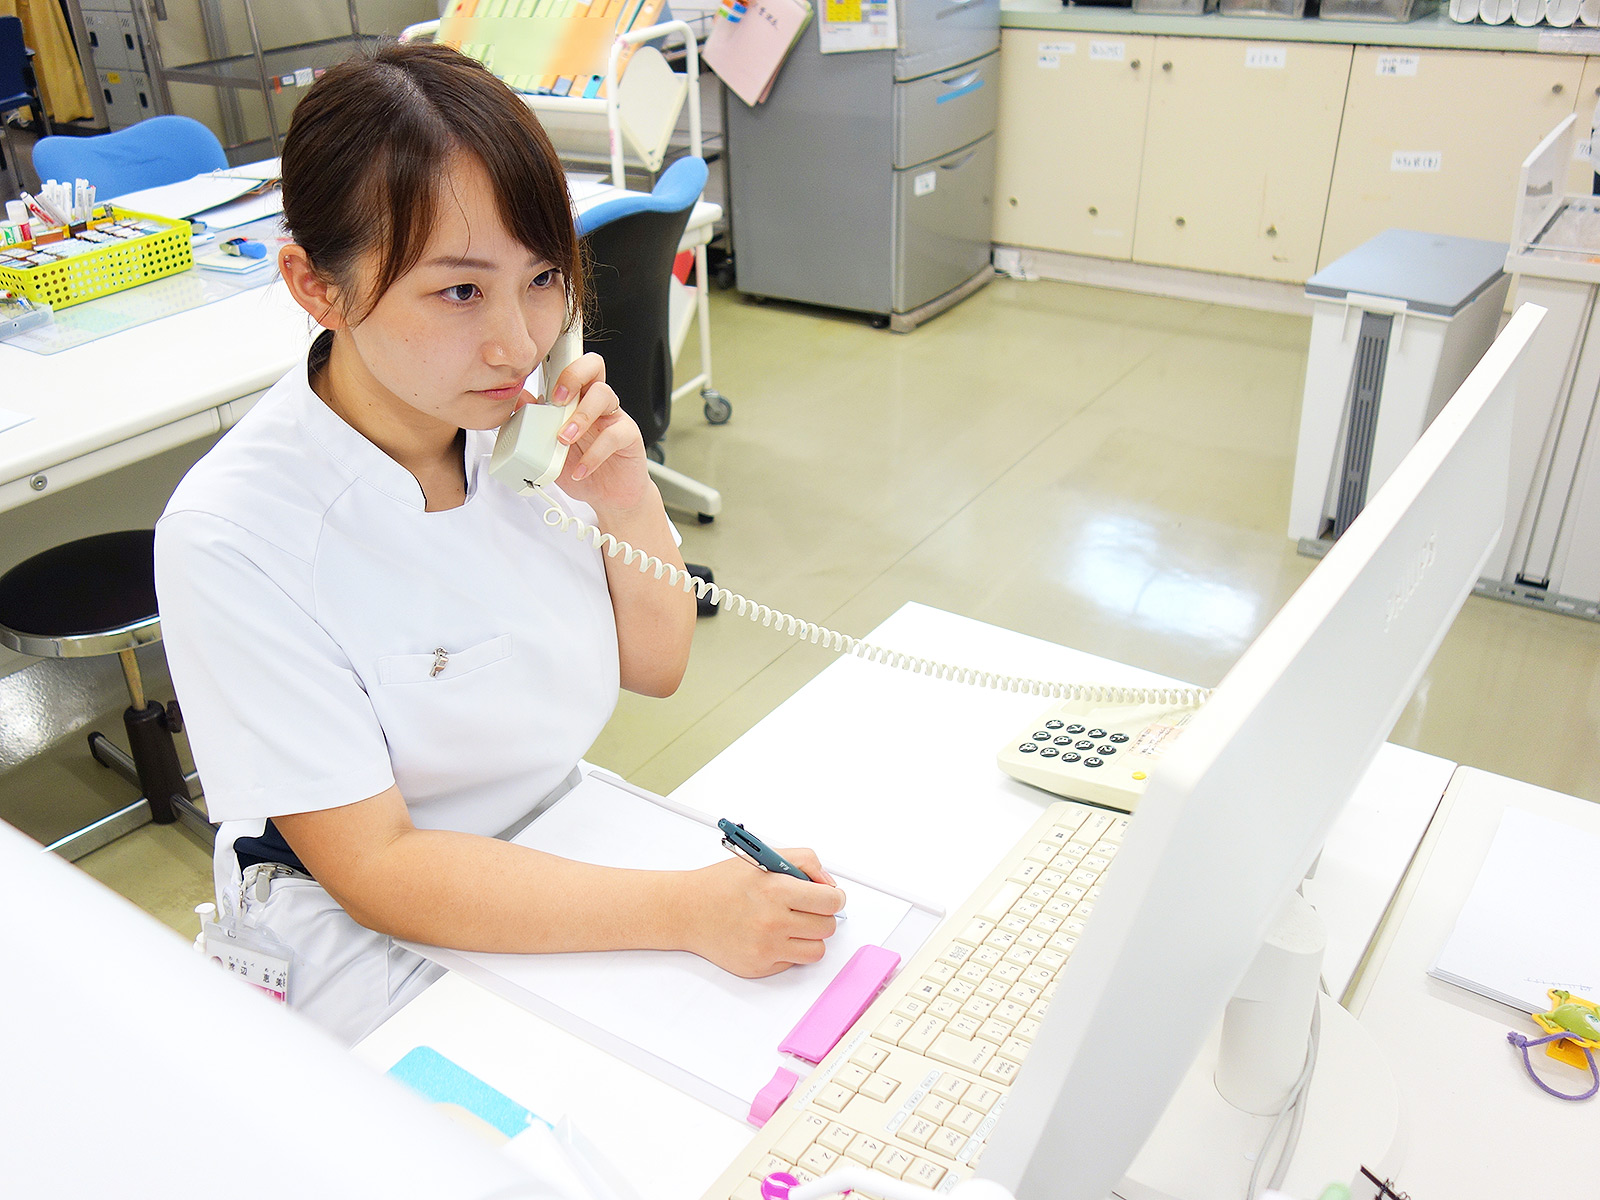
[1134,38,1352,283]
[993,29,1155,260]
[1321,48,1582,271]
[1565,56,1600,196]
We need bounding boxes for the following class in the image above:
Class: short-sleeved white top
[154,335,619,835]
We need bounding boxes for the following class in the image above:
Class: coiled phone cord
[538,490,1214,709]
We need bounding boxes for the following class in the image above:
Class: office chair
[0,15,49,195]
[578,155,723,526]
[0,531,212,860]
[31,114,226,199]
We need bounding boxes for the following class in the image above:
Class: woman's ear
[278,244,349,331]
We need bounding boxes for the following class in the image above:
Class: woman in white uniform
[154,42,845,1045]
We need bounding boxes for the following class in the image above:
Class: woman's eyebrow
[421,251,546,271]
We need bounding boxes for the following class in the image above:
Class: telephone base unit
[997,699,1199,813]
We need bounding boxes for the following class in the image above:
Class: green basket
[0,207,193,311]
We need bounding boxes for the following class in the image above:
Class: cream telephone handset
[489,324,585,494]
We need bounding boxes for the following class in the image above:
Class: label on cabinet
[1244,46,1286,69]
[914,171,936,196]
[1375,53,1419,77]
[1038,41,1074,68]
[1089,41,1125,62]
[1391,151,1443,172]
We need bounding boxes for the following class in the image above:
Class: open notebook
[404,770,943,1121]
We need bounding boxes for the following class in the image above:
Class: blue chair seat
[32,115,227,199]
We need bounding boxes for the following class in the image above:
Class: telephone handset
[488,324,585,494]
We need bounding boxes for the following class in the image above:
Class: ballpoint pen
[718,818,812,881]
[717,819,848,918]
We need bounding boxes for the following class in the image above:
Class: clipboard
[403,769,944,1122]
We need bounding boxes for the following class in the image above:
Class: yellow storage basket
[0,208,193,311]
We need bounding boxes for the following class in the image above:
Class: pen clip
[721,834,766,872]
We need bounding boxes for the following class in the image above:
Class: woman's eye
[532,268,560,289]
[441,283,480,303]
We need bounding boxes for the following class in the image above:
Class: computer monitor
[0,817,565,1200]
[978,304,1546,1200]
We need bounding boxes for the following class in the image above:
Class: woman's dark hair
[280,41,582,325]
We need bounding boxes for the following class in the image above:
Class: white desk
[353,601,1456,1200]
[0,179,721,517]
[1348,766,1598,1199]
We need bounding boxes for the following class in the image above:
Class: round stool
[0,530,211,859]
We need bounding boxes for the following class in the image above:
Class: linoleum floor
[5,278,1598,937]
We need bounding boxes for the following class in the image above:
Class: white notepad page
[406,771,942,1120]
[1429,808,1600,1013]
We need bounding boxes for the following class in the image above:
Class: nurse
[154,41,844,1044]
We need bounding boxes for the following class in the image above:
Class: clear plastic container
[1218,0,1307,16]
[1319,0,1436,20]
[1133,0,1215,13]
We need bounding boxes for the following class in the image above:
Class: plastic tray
[0,207,193,311]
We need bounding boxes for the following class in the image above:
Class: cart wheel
[870,314,890,329]
[702,390,732,425]
[646,443,665,465]
[697,513,714,524]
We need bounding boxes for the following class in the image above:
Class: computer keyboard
[704,799,1127,1199]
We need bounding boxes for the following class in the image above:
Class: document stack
[702,0,814,107]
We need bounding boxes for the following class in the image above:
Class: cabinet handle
[1130,59,1140,69]
[1162,61,1172,71]
[1089,205,1099,216]
[1175,217,1186,228]
[1266,225,1278,238]
[1553,83,1565,95]
[1008,197,1018,207]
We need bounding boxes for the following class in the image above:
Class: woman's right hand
[677,850,847,978]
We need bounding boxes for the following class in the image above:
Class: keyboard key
[1030,998,1051,1020]
[992,962,1024,984]
[981,1057,1021,1085]
[773,1112,827,1161]
[984,928,1018,951]
[959,996,996,1021]
[1013,898,1043,919]
[937,942,973,967]
[899,1116,938,1148]
[928,1032,996,1073]
[1068,868,1099,889]
[957,962,989,985]
[1015,1018,1041,1041]
[1023,884,1053,905]
[978,882,1025,922]
[971,945,1003,968]
[797,1144,839,1174]
[943,979,975,1003]
[958,919,995,945]
[1003,946,1037,968]
[994,999,1028,1025]
[932,1073,968,1103]
[1077,811,1115,840]
[1025,841,1057,864]
[817,1122,855,1153]
[1008,982,1041,1005]
[905,1159,946,1189]
[1043,897,1076,919]
[999,914,1030,934]
[846,1134,885,1165]
[915,1094,954,1123]
[815,1083,853,1112]
[907,977,941,1004]
[901,1014,945,1055]
[859,1072,899,1103]
[892,996,928,1021]
[1006,861,1043,885]
[1022,965,1054,987]
[976,978,1010,1001]
[926,1127,967,1160]
[1093,840,1120,857]
[1082,854,1111,873]
[851,1044,889,1072]
[1108,816,1131,842]
[1037,869,1068,890]
[835,1063,870,1091]
[946,1105,984,1136]
[929,995,960,1020]
[1000,1037,1032,1064]
[964,1085,1002,1114]
[1047,933,1078,955]
[1019,928,1049,950]
[751,1154,792,1181]
[924,961,957,985]
[873,1014,911,1045]
[732,1179,766,1200]
[978,1019,1014,1045]
[1029,912,1063,935]
[1036,949,1067,972]
[875,1146,914,1178]
[948,1012,983,1039]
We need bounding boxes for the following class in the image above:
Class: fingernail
[560,422,579,443]
[552,384,569,405]
[571,462,588,480]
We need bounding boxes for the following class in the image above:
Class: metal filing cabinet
[68,0,155,129]
[727,0,1000,331]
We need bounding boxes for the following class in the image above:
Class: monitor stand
[1118,901,1401,1200]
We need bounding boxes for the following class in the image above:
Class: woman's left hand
[540,351,652,514]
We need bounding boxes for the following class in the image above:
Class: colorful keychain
[1507,988,1600,1101]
